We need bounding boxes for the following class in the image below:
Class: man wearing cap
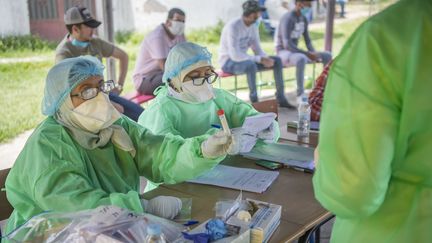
[132,8,187,96]
[55,6,144,121]
[219,0,294,108]
[276,0,332,104]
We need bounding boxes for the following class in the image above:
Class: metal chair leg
[313,62,316,81]
[234,75,238,96]
[258,71,263,96]
[298,215,334,243]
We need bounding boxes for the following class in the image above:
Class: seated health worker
[138,42,280,190]
[138,42,280,142]
[4,56,238,235]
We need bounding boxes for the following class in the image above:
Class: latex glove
[257,122,276,143]
[201,131,240,159]
[141,196,182,219]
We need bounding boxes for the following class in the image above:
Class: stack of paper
[242,143,315,170]
[187,165,279,193]
[236,113,277,153]
[242,113,276,135]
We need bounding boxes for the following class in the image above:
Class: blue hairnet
[162,42,212,83]
[42,55,104,116]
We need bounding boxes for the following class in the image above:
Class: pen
[183,220,199,226]
[211,124,221,129]
[217,109,231,135]
[292,166,314,174]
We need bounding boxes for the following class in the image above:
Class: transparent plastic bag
[214,192,242,221]
[173,198,192,222]
[4,205,186,242]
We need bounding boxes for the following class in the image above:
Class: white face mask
[168,80,215,104]
[168,21,185,35]
[70,92,118,133]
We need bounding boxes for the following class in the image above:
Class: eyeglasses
[189,71,219,86]
[71,80,115,100]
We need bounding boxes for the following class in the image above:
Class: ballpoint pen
[183,220,199,226]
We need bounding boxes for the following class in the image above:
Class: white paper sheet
[236,113,277,153]
[187,165,279,193]
[242,112,277,135]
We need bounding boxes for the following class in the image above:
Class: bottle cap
[147,224,162,236]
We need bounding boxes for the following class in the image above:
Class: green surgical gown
[313,0,432,242]
[4,116,223,236]
[138,87,280,139]
[138,87,280,191]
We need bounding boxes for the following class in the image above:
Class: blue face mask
[254,17,262,28]
[71,39,90,48]
[300,7,311,17]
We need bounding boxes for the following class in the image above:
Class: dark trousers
[109,93,144,122]
[222,56,286,103]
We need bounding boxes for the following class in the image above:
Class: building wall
[29,0,67,41]
[128,0,325,33]
[113,0,135,32]
[131,0,244,33]
[95,0,134,40]
[0,0,30,37]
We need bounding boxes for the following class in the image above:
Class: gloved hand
[257,122,276,143]
[201,131,240,159]
[141,196,182,219]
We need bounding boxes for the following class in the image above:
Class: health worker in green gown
[138,41,279,145]
[4,55,239,236]
[313,0,432,242]
[138,42,280,191]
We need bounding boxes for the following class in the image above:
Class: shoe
[278,99,296,109]
[250,96,258,103]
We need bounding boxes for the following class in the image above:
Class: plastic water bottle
[145,224,167,243]
[297,95,311,137]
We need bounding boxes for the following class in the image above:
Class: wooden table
[143,154,331,242]
[280,125,319,148]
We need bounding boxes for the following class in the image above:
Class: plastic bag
[4,205,186,242]
[214,192,243,221]
[173,198,193,222]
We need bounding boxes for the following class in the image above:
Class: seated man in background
[133,8,187,95]
[4,56,238,235]
[276,0,332,103]
[219,0,295,108]
[138,42,279,191]
[308,61,332,121]
[55,6,144,121]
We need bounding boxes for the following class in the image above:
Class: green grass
[0,15,368,143]
[0,35,56,56]
[0,61,54,142]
